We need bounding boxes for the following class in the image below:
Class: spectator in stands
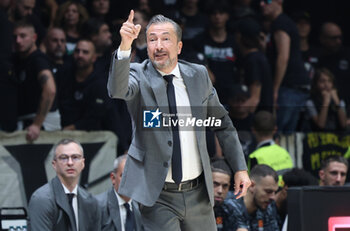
[291,10,319,80]
[275,168,318,230]
[228,0,256,32]
[28,139,101,231]
[225,164,280,230]
[58,39,116,132]
[130,8,149,63]
[86,0,111,24]
[0,0,17,132]
[170,0,208,47]
[193,0,238,105]
[305,68,347,131]
[249,110,294,186]
[235,18,273,113]
[261,0,310,134]
[318,22,350,116]
[9,0,46,45]
[319,155,348,186]
[211,158,232,230]
[54,1,89,55]
[96,155,143,231]
[81,18,113,75]
[13,21,59,141]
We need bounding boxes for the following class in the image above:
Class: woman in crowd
[306,68,347,131]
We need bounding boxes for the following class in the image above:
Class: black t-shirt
[302,45,321,80]
[193,31,238,104]
[269,13,309,87]
[14,49,55,116]
[241,51,273,112]
[58,67,114,130]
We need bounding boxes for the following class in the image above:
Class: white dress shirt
[117,48,203,182]
[115,189,133,231]
[62,184,79,231]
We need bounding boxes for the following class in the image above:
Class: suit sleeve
[107,50,140,101]
[28,191,56,231]
[203,66,247,173]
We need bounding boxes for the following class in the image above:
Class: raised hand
[120,10,141,51]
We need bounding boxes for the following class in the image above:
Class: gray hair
[146,14,182,42]
[53,138,84,160]
[113,154,128,173]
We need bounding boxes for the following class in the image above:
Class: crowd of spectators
[2,0,350,148]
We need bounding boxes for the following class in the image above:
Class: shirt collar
[158,64,181,79]
[61,183,78,195]
[114,189,132,209]
[256,139,275,149]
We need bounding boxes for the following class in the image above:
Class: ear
[52,160,57,171]
[319,169,325,180]
[248,180,256,192]
[110,172,116,185]
[177,41,183,55]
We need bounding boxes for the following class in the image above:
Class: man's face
[52,143,85,182]
[251,175,278,210]
[260,0,279,18]
[320,23,343,53]
[111,159,126,192]
[210,11,229,30]
[16,0,35,18]
[213,172,231,206]
[45,28,66,59]
[13,26,36,54]
[92,0,109,16]
[147,22,182,73]
[296,19,311,39]
[93,24,112,50]
[320,161,347,186]
[73,40,96,69]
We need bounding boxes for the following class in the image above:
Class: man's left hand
[233,170,251,199]
[26,124,41,142]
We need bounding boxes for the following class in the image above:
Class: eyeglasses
[56,154,83,163]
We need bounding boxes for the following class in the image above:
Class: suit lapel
[147,62,170,114]
[108,188,123,231]
[180,63,203,120]
[52,177,77,231]
[132,201,142,231]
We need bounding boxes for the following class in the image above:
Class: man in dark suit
[96,155,143,231]
[27,139,101,231]
[108,10,251,230]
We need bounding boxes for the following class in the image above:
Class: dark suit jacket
[28,176,101,231]
[95,187,143,231]
[108,55,247,207]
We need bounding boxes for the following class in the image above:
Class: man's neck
[300,37,309,52]
[59,176,78,192]
[75,65,94,82]
[244,193,257,215]
[20,45,37,59]
[209,28,227,43]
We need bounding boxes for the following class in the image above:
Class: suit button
[168,141,172,146]
[163,162,168,168]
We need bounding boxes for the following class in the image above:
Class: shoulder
[78,186,99,206]
[28,182,55,211]
[95,190,110,206]
[179,59,207,74]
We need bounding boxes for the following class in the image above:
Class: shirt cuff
[116,47,131,60]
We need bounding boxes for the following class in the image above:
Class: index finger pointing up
[127,9,134,23]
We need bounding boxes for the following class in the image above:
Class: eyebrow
[149,32,171,36]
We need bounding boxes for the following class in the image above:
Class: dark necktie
[124,203,135,231]
[163,74,182,184]
[66,193,77,227]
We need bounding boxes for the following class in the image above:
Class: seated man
[95,155,143,231]
[28,139,101,231]
[225,164,280,231]
[211,158,232,230]
[319,155,348,186]
[249,111,293,186]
